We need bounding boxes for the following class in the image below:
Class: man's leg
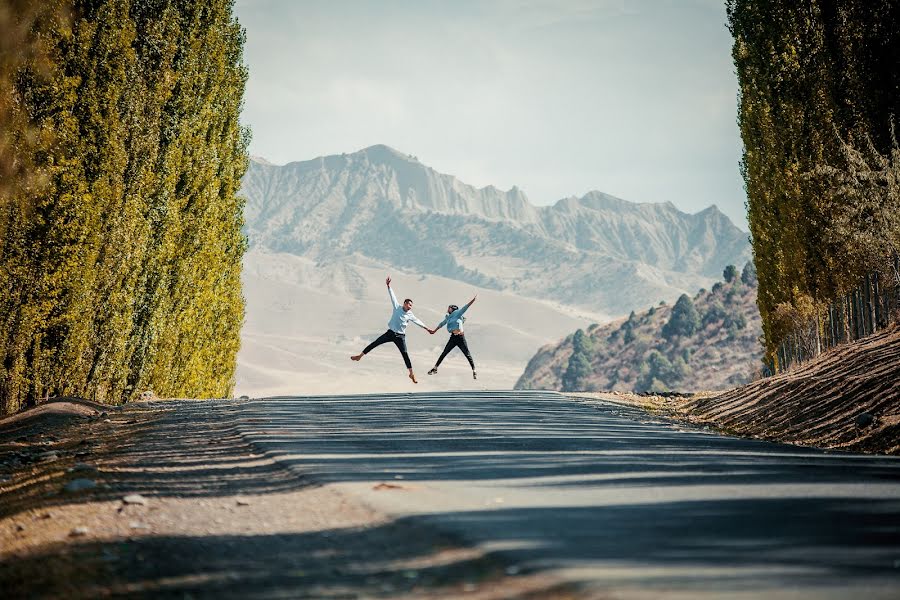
[351,330,393,361]
[390,333,417,383]
[429,336,459,374]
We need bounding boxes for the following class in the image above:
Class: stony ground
[0,399,576,599]
[571,324,900,455]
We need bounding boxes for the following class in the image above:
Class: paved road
[237,390,900,599]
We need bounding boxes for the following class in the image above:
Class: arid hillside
[516,263,763,393]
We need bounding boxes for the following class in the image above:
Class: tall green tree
[729,0,900,361]
[0,0,248,415]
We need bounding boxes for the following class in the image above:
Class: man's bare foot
[409,372,418,384]
[351,354,363,361]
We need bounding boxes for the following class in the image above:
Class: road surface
[2,390,900,598]
[238,390,900,599]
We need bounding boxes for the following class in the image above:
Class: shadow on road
[0,519,554,599]
[3,495,899,598]
[0,400,310,520]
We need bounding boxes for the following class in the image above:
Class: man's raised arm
[386,276,399,309]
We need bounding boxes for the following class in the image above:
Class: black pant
[435,334,475,369]
[363,330,411,369]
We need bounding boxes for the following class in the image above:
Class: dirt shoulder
[0,399,576,599]
[570,324,900,455]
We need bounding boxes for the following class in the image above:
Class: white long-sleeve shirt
[387,286,426,334]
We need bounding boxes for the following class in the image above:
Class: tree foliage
[662,294,700,339]
[0,0,249,414]
[729,0,900,360]
[636,351,688,394]
[723,264,738,283]
[740,260,757,285]
[562,329,593,391]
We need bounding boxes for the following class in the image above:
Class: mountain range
[241,145,751,314]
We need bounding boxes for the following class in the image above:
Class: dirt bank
[572,324,900,455]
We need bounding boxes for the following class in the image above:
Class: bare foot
[351,354,363,361]
[409,372,418,384]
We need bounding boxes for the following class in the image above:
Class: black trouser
[363,329,411,369]
[435,334,475,369]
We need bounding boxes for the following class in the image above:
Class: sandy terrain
[237,250,609,397]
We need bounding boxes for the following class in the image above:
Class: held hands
[386,276,391,287]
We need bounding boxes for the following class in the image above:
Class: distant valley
[235,145,752,396]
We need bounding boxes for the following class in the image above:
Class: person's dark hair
[404,298,413,304]
[449,304,459,312]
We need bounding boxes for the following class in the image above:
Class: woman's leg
[433,336,459,368]
[456,335,476,370]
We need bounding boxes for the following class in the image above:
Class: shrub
[703,301,727,326]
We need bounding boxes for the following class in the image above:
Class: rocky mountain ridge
[240,144,751,314]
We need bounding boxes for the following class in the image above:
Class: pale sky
[235,0,748,229]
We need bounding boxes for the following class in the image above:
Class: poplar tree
[728,0,900,361]
[1,0,248,414]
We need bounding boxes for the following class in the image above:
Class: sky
[234,0,748,229]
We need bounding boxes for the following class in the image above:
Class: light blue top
[436,303,471,333]
[387,286,426,334]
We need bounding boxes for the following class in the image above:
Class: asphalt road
[236,390,900,599]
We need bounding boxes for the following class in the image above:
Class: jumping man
[351,276,427,383]
[427,294,477,379]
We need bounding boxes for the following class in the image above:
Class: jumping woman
[427,294,477,379]
[351,276,427,383]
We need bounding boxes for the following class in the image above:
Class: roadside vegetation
[729,0,900,366]
[0,0,249,416]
